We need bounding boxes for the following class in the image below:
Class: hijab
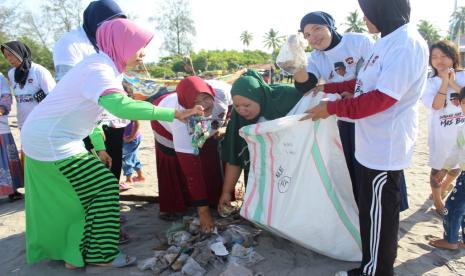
[1,41,32,88]
[358,0,410,37]
[83,0,126,51]
[300,11,342,51]
[176,76,216,109]
[96,18,153,73]
[222,70,303,168]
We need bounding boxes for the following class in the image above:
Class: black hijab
[358,0,410,37]
[1,41,32,88]
[300,11,342,51]
[83,0,126,51]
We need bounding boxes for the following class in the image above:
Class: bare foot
[198,206,214,233]
[429,239,459,250]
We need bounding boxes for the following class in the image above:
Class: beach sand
[1,103,464,275]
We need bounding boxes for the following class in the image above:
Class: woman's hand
[438,69,450,84]
[218,192,232,213]
[340,91,353,99]
[449,68,456,82]
[300,101,330,121]
[175,105,204,123]
[307,84,325,96]
[97,150,112,169]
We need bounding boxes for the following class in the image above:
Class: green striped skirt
[25,152,120,267]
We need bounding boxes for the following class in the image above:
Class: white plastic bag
[238,94,362,261]
[276,33,308,75]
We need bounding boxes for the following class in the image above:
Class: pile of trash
[138,215,265,275]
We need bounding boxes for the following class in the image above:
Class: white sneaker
[335,272,348,276]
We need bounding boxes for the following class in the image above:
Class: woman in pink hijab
[20,19,203,269]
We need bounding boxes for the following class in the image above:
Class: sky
[20,0,465,62]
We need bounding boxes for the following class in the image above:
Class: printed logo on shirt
[15,94,35,104]
[439,112,465,127]
[28,79,33,84]
[345,57,354,65]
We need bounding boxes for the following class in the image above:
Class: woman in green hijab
[218,69,303,212]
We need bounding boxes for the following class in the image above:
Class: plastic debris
[210,242,229,256]
[220,225,261,247]
[229,244,265,267]
[168,231,192,247]
[181,257,207,276]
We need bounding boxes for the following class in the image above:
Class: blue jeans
[122,136,142,177]
[443,171,465,244]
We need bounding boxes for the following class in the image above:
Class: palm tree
[240,31,253,47]
[417,20,441,46]
[450,6,465,42]
[344,10,366,33]
[263,28,285,54]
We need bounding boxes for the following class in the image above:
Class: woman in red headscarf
[152,76,224,232]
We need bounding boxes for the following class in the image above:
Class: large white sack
[238,93,362,261]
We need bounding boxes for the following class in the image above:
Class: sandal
[435,207,447,217]
[64,262,81,270]
[93,253,137,268]
[132,176,145,183]
[119,182,132,192]
[8,191,24,202]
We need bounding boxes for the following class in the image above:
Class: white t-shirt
[53,27,96,81]
[307,32,374,122]
[0,73,11,134]
[352,24,429,170]
[21,53,124,161]
[421,73,465,169]
[307,33,374,83]
[7,62,56,129]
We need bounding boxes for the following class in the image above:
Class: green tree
[450,6,465,41]
[152,0,196,55]
[263,28,285,54]
[19,0,83,49]
[240,31,253,47]
[21,36,54,73]
[0,2,17,76]
[344,10,366,33]
[153,50,272,76]
[0,2,18,39]
[417,20,441,46]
